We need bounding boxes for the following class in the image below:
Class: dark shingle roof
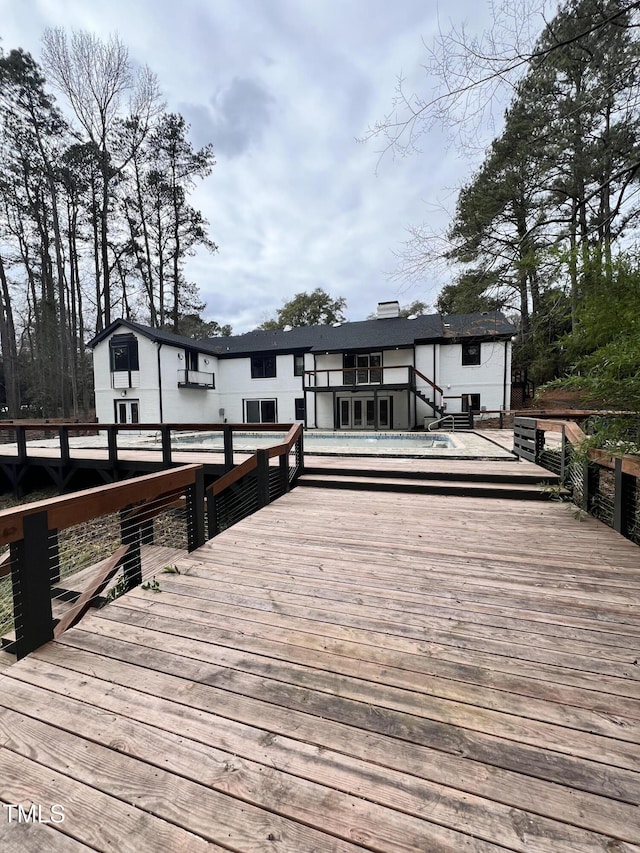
[88,312,515,356]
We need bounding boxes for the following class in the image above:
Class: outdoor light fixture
[120,391,127,397]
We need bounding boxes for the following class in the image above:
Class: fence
[513,417,640,545]
[206,422,304,536]
[0,422,305,660]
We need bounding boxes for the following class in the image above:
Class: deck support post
[10,510,54,659]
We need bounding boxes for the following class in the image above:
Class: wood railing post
[107,426,118,478]
[535,428,544,464]
[10,510,54,659]
[16,425,27,465]
[58,426,70,468]
[560,426,566,485]
[187,468,206,551]
[120,508,142,591]
[223,426,234,470]
[161,425,172,467]
[256,449,269,508]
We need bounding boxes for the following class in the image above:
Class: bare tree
[364,0,640,160]
[42,28,162,330]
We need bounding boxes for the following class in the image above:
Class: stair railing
[427,415,456,431]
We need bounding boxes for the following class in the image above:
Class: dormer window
[109,334,139,371]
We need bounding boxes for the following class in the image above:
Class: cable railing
[513,416,640,545]
[0,422,306,661]
[0,464,205,660]
[206,422,304,537]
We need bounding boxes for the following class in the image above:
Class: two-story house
[88,302,516,428]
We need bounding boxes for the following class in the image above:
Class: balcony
[177,369,215,389]
[111,370,140,389]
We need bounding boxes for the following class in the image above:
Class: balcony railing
[111,370,140,389]
[304,365,443,395]
[177,369,215,389]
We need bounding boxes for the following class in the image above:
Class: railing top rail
[0,421,298,432]
[266,422,303,458]
[210,455,258,496]
[0,463,203,546]
[515,416,640,478]
[410,366,444,396]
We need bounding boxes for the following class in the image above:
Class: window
[251,355,276,378]
[462,394,481,412]
[294,354,304,377]
[343,352,382,384]
[185,349,198,370]
[109,334,139,371]
[462,342,481,366]
[295,398,305,421]
[245,399,277,423]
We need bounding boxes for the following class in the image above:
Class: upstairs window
[109,334,139,372]
[185,349,198,370]
[462,342,481,366]
[251,355,276,378]
[294,354,304,377]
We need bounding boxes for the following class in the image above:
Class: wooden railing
[303,365,442,393]
[0,421,303,486]
[0,464,205,660]
[514,416,640,544]
[206,423,304,537]
[0,423,306,659]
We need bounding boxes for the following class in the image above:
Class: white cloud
[0,0,504,332]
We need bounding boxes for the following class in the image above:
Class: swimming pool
[172,430,458,457]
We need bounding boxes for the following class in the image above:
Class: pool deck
[0,451,639,850]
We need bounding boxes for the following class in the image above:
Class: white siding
[94,331,162,423]
[217,353,306,423]
[439,340,509,414]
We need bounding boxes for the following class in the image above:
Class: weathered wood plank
[4,654,639,847]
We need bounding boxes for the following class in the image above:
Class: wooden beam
[53,544,130,638]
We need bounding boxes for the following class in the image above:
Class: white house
[88,302,516,429]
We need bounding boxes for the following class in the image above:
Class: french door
[115,399,140,424]
[338,396,390,429]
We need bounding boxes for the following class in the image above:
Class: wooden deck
[1,464,639,850]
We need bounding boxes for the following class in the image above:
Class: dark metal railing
[0,465,205,660]
[206,423,304,537]
[513,416,640,545]
[0,421,306,661]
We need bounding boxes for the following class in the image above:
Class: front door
[338,397,390,429]
[115,399,140,424]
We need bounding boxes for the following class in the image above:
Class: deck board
[0,470,639,851]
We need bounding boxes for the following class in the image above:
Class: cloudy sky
[0,0,518,332]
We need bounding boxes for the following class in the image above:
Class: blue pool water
[172,430,456,456]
